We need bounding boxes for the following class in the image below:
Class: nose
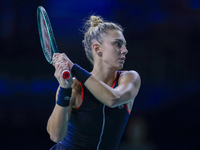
[121,45,128,55]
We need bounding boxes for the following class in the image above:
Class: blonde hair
[82,15,123,65]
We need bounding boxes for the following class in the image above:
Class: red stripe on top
[80,82,84,100]
[124,104,130,115]
[112,77,118,88]
[112,71,123,88]
[72,82,84,111]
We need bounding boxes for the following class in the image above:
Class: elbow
[107,103,116,108]
[106,93,134,108]
[47,128,64,143]
[50,135,63,143]
[48,130,65,143]
[106,96,119,108]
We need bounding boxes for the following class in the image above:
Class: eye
[115,41,122,48]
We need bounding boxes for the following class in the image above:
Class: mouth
[119,57,126,61]
[118,57,126,63]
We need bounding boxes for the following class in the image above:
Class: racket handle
[62,70,71,80]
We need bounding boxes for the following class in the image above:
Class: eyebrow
[114,39,126,45]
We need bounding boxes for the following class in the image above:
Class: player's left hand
[53,53,74,70]
[53,53,73,88]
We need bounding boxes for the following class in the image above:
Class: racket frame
[37,6,59,64]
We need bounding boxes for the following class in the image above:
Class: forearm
[47,86,72,143]
[47,105,71,143]
[70,64,118,107]
[84,76,120,107]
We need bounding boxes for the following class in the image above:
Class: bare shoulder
[119,70,141,83]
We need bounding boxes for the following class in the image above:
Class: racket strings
[40,13,52,62]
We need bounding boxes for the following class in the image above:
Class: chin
[116,64,124,70]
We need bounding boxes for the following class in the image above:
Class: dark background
[0,0,200,149]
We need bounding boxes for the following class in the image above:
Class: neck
[91,62,117,86]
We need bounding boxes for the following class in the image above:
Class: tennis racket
[37,6,70,80]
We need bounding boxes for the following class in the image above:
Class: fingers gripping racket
[37,6,70,80]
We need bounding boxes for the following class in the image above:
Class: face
[100,30,128,70]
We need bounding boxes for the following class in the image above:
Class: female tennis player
[47,15,141,150]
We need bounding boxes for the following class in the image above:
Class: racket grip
[62,70,71,80]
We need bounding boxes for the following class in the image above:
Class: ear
[92,43,102,57]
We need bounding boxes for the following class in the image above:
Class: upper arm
[112,70,141,107]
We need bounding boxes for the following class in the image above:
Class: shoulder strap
[112,71,123,88]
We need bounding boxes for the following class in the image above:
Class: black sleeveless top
[60,71,130,150]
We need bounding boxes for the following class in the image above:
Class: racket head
[37,6,59,64]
